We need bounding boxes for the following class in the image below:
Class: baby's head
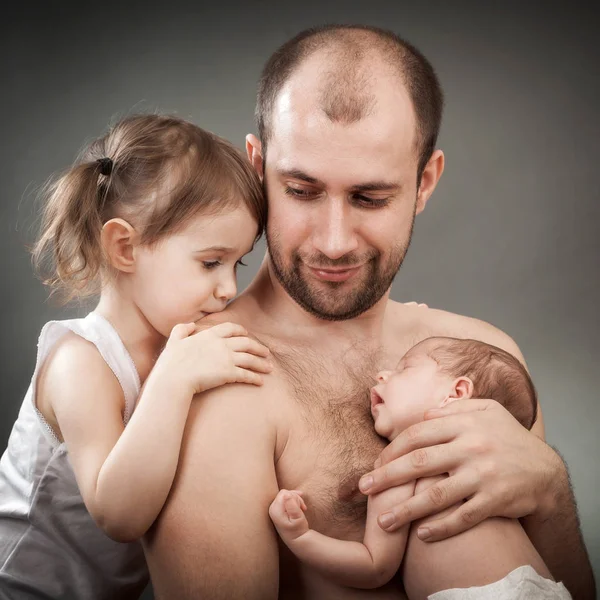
[33,114,266,334]
[370,337,537,440]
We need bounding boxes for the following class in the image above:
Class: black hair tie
[96,157,113,176]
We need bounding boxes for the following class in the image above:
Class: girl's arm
[43,323,271,543]
[269,480,415,589]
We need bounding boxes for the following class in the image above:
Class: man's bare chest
[271,344,389,540]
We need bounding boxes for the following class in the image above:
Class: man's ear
[245,134,264,180]
[416,149,445,215]
[440,376,474,407]
[101,218,138,273]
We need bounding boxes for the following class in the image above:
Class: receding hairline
[256,25,444,181]
[268,29,412,136]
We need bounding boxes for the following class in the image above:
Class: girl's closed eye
[202,260,222,270]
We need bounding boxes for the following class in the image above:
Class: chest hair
[271,341,387,536]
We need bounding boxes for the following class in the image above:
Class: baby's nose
[376,370,392,383]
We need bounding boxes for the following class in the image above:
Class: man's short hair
[255,24,444,183]
[423,337,538,429]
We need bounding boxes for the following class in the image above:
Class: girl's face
[131,205,258,337]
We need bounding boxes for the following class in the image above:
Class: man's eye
[353,194,390,208]
[284,186,317,199]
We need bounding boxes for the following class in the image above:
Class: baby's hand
[157,322,272,395]
[269,489,309,540]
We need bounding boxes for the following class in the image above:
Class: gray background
[1,1,598,597]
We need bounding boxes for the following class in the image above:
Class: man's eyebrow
[276,168,401,193]
[276,168,322,185]
[350,181,403,193]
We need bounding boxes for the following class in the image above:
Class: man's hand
[358,399,564,541]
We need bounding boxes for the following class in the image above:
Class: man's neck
[241,256,390,345]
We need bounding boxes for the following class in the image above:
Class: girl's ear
[439,376,474,407]
[101,218,138,273]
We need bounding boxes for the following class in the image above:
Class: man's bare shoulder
[386,299,524,362]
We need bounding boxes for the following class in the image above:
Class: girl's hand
[269,489,309,540]
[157,322,272,396]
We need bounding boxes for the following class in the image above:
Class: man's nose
[312,198,359,260]
[377,370,392,383]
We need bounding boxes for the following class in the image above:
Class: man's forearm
[521,451,595,599]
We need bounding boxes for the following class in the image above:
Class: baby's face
[370,349,452,440]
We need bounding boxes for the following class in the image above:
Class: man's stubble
[265,195,416,322]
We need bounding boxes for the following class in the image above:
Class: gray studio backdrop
[1,2,598,597]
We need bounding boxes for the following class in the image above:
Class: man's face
[260,64,427,321]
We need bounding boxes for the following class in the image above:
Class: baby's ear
[440,377,474,407]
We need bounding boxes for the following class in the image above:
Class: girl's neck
[94,286,165,382]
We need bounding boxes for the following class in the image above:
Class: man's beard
[266,216,415,322]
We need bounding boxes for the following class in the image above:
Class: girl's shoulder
[36,331,126,442]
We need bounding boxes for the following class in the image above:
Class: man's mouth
[307,265,362,283]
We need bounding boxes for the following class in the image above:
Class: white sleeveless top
[0,312,149,599]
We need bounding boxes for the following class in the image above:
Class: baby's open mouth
[370,388,384,409]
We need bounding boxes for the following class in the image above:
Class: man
[143,25,594,599]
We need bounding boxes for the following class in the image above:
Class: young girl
[0,114,271,599]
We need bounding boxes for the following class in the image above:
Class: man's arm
[142,381,280,600]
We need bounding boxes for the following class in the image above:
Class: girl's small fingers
[209,321,248,338]
[228,336,270,357]
[168,322,195,341]
[233,367,263,386]
[234,353,273,374]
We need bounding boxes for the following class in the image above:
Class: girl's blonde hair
[32,114,266,301]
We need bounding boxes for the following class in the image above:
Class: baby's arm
[269,480,415,589]
[45,323,270,543]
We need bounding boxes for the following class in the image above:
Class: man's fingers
[376,471,479,531]
[207,321,248,338]
[424,398,497,420]
[416,498,491,542]
[377,418,454,467]
[360,444,458,495]
[233,353,273,374]
[227,336,270,357]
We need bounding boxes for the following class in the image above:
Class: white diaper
[428,565,571,599]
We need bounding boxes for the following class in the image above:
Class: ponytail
[32,159,112,301]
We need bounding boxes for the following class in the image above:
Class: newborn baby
[269,336,571,599]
